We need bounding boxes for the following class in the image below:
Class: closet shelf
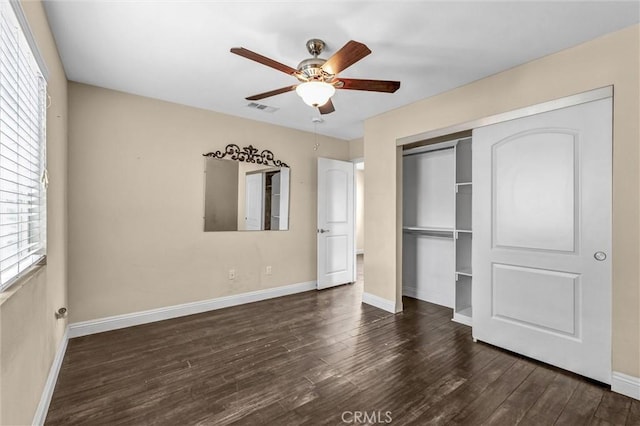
[456,182,472,186]
[403,226,454,236]
[403,226,454,232]
[456,229,472,234]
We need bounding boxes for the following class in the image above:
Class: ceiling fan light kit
[296,81,335,107]
[231,38,400,115]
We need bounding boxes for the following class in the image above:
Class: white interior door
[317,158,354,289]
[472,98,612,383]
[245,172,264,230]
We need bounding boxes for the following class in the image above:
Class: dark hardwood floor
[46,256,639,425]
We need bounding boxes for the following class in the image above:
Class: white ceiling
[43,1,639,140]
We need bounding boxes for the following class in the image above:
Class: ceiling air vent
[246,102,278,113]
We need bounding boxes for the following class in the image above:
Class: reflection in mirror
[204,158,290,232]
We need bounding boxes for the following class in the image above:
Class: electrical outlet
[266,266,272,275]
[228,269,236,280]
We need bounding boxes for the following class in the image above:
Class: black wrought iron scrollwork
[203,144,288,168]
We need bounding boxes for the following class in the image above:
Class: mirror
[203,146,290,232]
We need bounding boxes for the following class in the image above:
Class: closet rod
[402,146,454,158]
[403,229,454,238]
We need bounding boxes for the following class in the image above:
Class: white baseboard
[32,327,68,426]
[403,286,435,304]
[612,371,640,400]
[362,292,396,313]
[402,286,420,300]
[403,286,454,310]
[68,281,316,338]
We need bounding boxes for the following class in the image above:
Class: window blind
[0,1,46,291]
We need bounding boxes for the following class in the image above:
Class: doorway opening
[354,159,364,284]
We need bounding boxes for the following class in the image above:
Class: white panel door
[473,98,612,384]
[244,173,264,230]
[318,158,354,289]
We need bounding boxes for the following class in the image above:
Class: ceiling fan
[230,39,401,115]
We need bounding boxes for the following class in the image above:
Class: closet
[399,88,614,385]
[402,137,472,325]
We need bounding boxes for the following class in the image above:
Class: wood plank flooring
[46,257,639,425]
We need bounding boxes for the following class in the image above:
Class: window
[0,0,47,291]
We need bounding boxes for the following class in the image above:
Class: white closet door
[472,98,612,383]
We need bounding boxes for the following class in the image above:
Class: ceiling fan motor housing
[297,57,331,81]
[296,39,334,82]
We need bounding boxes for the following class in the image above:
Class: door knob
[594,251,607,261]
[318,229,330,233]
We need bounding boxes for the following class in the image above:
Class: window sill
[0,256,47,307]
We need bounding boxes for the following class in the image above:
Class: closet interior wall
[402,137,473,325]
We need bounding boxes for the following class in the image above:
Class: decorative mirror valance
[203,144,289,168]
[203,144,290,232]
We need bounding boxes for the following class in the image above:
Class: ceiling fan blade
[338,78,401,93]
[321,41,371,75]
[231,47,299,75]
[246,85,298,101]
[318,99,335,115]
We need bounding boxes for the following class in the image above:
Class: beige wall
[0,1,68,424]
[349,137,364,160]
[68,83,349,323]
[364,25,640,377]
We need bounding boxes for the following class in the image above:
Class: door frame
[393,86,614,379]
[352,157,364,283]
[317,157,356,289]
